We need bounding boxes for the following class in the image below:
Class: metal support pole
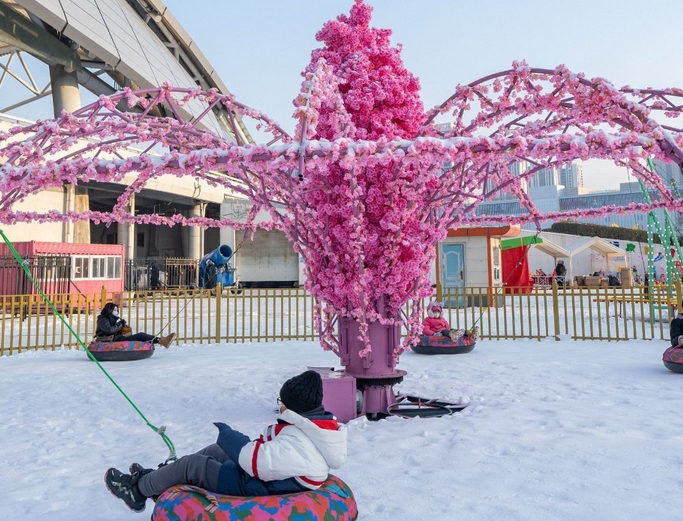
[552,278,560,340]
[117,195,135,262]
[188,204,203,260]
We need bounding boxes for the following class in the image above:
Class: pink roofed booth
[0,241,124,312]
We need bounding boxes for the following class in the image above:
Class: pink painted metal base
[338,313,406,417]
[309,367,358,423]
[339,317,400,377]
[310,366,407,421]
[359,375,406,419]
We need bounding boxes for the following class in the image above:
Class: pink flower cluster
[2,2,683,359]
[295,0,436,356]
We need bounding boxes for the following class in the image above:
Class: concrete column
[219,202,239,273]
[219,226,237,276]
[51,65,81,244]
[72,189,91,243]
[49,64,81,116]
[117,220,128,256]
[220,199,243,275]
[117,195,135,261]
[219,227,236,252]
[219,200,239,252]
[188,204,203,260]
[63,184,75,243]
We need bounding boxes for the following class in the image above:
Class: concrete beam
[0,3,80,69]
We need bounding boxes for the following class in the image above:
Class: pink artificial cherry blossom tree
[293,1,437,415]
[2,0,683,416]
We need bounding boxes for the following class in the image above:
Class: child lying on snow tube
[105,370,349,515]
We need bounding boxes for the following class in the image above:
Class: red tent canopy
[502,245,532,294]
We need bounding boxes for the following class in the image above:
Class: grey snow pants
[137,443,226,498]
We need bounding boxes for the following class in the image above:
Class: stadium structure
[0,0,300,287]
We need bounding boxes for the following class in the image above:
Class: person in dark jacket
[96,302,175,347]
[553,260,567,286]
[670,301,683,346]
[104,370,347,513]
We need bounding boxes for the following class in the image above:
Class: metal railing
[125,258,200,291]
[0,282,678,355]
[0,255,71,296]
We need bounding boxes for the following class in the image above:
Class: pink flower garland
[1,3,683,358]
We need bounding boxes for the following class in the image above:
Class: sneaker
[104,467,147,513]
[158,333,176,348]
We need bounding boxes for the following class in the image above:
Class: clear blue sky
[163,0,683,191]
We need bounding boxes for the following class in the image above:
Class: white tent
[517,232,570,263]
[565,237,627,280]
[531,240,570,262]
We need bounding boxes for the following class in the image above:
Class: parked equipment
[199,245,237,289]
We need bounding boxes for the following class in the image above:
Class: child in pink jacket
[422,301,474,342]
[422,301,451,336]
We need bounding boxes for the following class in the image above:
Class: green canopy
[500,235,544,250]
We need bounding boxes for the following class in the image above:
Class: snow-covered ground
[1,336,682,520]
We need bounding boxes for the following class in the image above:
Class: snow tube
[151,474,357,521]
[86,340,154,362]
[663,345,683,373]
[411,329,478,355]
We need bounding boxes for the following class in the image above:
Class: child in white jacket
[105,370,347,513]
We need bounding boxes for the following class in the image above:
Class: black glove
[119,319,126,327]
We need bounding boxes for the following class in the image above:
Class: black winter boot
[104,467,148,512]
[129,463,160,501]
[129,462,154,484]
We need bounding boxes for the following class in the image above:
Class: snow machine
[199,245,237,289]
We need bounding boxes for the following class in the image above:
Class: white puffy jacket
[238,408,347,490]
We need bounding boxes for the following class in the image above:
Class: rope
[0,230,177,463]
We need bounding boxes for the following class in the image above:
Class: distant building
[651,159,683,192]
[528,166,559,188]
[476,159,680,231]
[559,163,583,189]
[437,125,677,231]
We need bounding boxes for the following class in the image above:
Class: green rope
[0,230,177,463]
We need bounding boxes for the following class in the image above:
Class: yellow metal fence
[0,283,677,355]
[437,283,678,342]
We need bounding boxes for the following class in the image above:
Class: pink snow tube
[663,345,683,373]
[151,474,357,521]
[86,340,154,362]
[411,327,479,355]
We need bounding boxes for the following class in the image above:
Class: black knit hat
[279,370,323,414]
